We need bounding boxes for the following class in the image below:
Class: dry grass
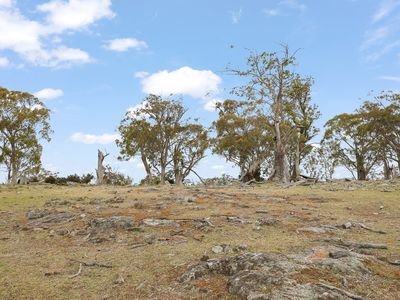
[0,180,399,299]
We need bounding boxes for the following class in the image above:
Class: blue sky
[1,0,400,182]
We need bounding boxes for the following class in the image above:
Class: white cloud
[70,132,119,145]
[361,0,400,61]
[141,66,222,100]
[263,0,307,17]
[372,0,400,23]
[211,165,225,170]
[378,75,400,82]
[230,8,242,24]
[34,88,64,100]
[37,0,114,33]
[263,9,279,17]
[48,46,91,66]
[134,71,149,78]
[105,38,148,52]
[0,0,12,7]
[0,56,9,68]
[0,0,113,67]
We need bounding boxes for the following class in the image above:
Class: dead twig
[130,243,147,249]
[69,263,83,279]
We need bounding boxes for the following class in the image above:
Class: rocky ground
[0,180,399,299]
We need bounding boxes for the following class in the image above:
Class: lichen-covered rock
[255,218,279,226]
[90,216,134,231]
[26,209,51,220]
[180,247,369,299]
[142,218,179,227]
[41,212,75,223]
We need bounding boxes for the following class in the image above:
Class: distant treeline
[1,46,399,185]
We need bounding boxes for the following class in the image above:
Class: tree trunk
[96,150,108,185]
[270,122,290,183]
[160,167,166,185]
[10,162,18,184]
[397,151,400,174]
[240,163,261,183]
[293,127,301,181]
[141,154,153,181]
[356,155,367,180]
[383,158,392,180]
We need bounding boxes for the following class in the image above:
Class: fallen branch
[318,282,364,300]
[357,223,387,234]
[130,243,147,249]
[388,259,400,266]
[69,263,83,279]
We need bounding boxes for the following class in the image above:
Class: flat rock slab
[180,247,370,299]
[26,209,51,220]
[27,211,75,224]
[90,216,134,231]
[142,218,179,227]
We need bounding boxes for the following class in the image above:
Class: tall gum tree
[228,46,311,183]
[0,87,52,184]
[212,99,273,182]
[117,94,207,185]
[286,76,320,181]
[323,112,380,180]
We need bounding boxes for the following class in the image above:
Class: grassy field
[0,181,399,299]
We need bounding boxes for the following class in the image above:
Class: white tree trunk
[96,150,108,185]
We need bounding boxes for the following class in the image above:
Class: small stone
[142,218,179,227]
[343,222,352,229]
[212,245,224,254]
[256,218,279,226]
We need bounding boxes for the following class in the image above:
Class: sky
[1,0,400,183]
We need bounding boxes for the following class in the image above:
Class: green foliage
[213,100,273,182]
[0,87,52,184]
[117,94,208,185]
[222,47,320,182]
[103,165,132,186]
[323,111,380,180]
[302,141,339,180]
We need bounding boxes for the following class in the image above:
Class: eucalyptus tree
[172,122,208,185]
[117,94,208,185]
[213,99,274,182]
[323,112,380,180]
[228,46,310,183]
[361,92,400,175]
[286,76,320,180]
[0,87,52,184]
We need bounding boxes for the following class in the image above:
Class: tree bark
[10,162,18,184]
[383,158,392,180]
[96,150,108,185]
[356,155,367,180]
[270,122,290,183]
[141,153,153,181]
[160,167,166,185]
[293,127,301,181]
